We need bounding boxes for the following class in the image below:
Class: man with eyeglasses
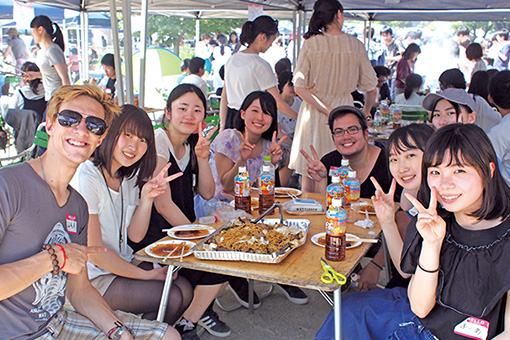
[301,105,393,292]
[0,85,179,340]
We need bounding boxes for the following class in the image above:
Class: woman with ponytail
[26,15,70,101]
[395,73,424,107]
[289,0,378,193]
[220,15,298,130]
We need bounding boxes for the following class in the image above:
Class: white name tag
[66,214,77,234]
[454,317,489,340]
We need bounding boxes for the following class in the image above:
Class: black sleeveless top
[129,134,199,252]
[19,90,47,124]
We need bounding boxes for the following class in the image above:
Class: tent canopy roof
[15,0,510,21]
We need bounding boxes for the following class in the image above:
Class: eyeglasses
[56,110,107,136]
[332,126,362,137]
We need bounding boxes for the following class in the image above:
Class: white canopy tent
[12,0,510,106]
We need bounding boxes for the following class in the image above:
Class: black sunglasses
[56,109,107,136]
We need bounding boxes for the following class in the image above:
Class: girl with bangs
[317,124,510,339]
[369,123,434,289]
[71,105,192,332]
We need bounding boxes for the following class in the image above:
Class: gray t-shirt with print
[0,163,88,339]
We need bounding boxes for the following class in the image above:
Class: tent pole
[292,10,297,68]
[122,0,134,104]
[109,0,124,105]
[367,18,372,51]
[79,11,89,82]
[139,0,149,108]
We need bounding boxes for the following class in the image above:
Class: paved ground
[198,282,334,340]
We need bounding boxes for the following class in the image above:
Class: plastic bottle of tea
[258,156,275,214]
[325,198,347,261]
[344,171,361,206]
[326,175,344,209]
[235,166,251,214]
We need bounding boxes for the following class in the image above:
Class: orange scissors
[321,257,347,285]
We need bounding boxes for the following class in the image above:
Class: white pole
[122,0,134,104]
[139,0,148,108]
[109,0,124,105]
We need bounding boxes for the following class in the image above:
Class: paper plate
[352,201,376,215]
[274,187,302,198]
[311,232,362,249]
[167,225,215,240]
[145,240,195,259]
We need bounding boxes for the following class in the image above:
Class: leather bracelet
[417,261,440,273]
[369,260,383,271]
[53,244,67,270]
[42,244,59,276]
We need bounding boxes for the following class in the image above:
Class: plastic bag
[205,197,252,223]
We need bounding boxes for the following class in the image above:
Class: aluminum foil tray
[192,218,310,264]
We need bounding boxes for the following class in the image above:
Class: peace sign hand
[371,177,397,225]
[404,187,446,246]
[195,123,217,160]
[142,162,183,199]
[300,145,327,181]
[267,131,287,165]
[237,131,256,162]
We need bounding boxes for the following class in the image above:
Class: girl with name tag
[316,123,510,340]
[71,105,189,336]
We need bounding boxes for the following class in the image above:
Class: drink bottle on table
[235,166,251,214]
[258,155,275,214]
[326,174,344,209]
[337,159,352,186]
[325,198,347,262]
[343,171,360,206]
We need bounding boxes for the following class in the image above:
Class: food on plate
[174,229,211,238]
[358,204,375,213]
[203,217,304,254]
[150,242,191,257]
[275,188,297,196]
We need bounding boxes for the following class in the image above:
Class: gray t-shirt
[36,44,66,100]
[0,163,88,339]
[8,37,29,60]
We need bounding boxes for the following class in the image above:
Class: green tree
[146,15,195,54]
[199,19,246,36]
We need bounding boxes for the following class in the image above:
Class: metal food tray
[192,218,310,264]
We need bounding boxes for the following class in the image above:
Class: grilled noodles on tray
[203,217,304,254]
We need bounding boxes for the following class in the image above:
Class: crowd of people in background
[1,3,510,340]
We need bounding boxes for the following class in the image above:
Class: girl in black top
[129,84,230,339]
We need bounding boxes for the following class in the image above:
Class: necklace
[100,168,124,252]
[38,157,47,182]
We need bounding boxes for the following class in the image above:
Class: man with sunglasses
[301,105,393,292]
[0,85,179,340]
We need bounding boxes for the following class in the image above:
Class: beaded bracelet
[53,244,67,270]
[42,244,60,276]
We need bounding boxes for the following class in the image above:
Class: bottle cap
[264,155,271,162]
[239,166,247,173]
[331,175,340,183]
[341,159,349,167]
[262,165,271,172]
[348,171,357,178]
[331,198,342,207]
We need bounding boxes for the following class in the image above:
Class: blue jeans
[315,287,438,340]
